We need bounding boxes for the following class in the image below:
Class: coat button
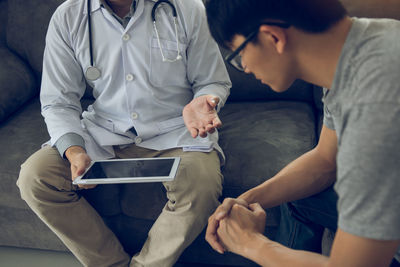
[122,34,130,41]
[126,74,135,81]
[131,112,138,120]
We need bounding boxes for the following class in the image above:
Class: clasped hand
[183,95,221,138]
[205,198,267,256]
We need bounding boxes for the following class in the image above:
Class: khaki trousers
[17,144,223,267]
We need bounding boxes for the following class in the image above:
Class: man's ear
[258,25,287,54]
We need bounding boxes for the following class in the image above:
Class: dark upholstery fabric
[0,205,67,250]
[82,183,167,220]
[219,101,316,194]
[340,0,400,19]
[0,0,7,45]
[0,48,36,122]
[6,0,65,78]
[119,183,167,219]
[0,99,48,203]
[0,98,67,250]
[6,0,93,99]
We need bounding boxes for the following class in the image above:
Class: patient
[204,0,400,266]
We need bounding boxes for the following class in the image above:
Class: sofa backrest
[9,0,399,108]
[0,0,37,123]
[340,0,400,20]
[6,0,65,79]
[0,0,7,46]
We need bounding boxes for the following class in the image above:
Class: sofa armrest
[0,47,37,123]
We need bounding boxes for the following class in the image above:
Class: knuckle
[232,203,241,211]
[222,197,232,205]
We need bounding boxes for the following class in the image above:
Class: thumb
[207,95,220,108]
[76,161,89,176]
[76,165,86,176]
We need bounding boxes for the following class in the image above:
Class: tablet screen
[82,158,175,179]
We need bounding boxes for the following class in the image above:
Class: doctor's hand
[65,146,96,189]
[217,203,267,256]
[183,95,221,138]
[206,198,249,254]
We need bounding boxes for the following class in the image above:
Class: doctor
[17,0,231,266]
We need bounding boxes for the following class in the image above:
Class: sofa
[1,0,397,266]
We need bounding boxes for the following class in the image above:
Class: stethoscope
[85,0,182,81]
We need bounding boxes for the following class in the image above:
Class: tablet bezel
[73,157,180,185]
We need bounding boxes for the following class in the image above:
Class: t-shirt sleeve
[335,103,400,240]
[322,88,335,130]
[323,104,335,130]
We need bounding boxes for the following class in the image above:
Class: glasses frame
[225,22,291,72]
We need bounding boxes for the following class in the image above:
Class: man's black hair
[205,0,348,49]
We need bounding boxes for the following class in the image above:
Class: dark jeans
[274,187,400,266]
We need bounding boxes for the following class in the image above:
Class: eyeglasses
[225,22,291,72]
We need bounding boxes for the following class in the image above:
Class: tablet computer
[73,157,180,185]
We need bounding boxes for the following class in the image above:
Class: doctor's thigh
[16,146,130,267]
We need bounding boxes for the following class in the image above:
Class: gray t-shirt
[323,18,400,261]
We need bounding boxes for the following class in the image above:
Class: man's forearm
[244,233,328,267]
[240,148,336,208]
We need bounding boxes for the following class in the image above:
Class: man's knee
[17,147,69,201]
[168,151,222,212]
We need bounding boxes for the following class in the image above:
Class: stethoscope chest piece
[85,66,101,81]
[86,0,101,81]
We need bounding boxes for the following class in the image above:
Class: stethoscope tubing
[88,0,94,66]
[151,0,177,21]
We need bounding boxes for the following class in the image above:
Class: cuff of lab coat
[193,84,230,112]
[55,133,86,158]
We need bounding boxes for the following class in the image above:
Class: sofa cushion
[0,98,68,251]
[0,99,48,208]
[6,0,65,78]
[0,47,37,122]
